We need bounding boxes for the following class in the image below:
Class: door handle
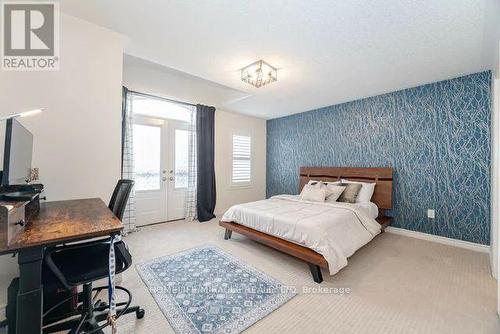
[169,176,174,181]
[162,176,167,181]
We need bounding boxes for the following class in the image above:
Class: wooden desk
[0,198,123,334]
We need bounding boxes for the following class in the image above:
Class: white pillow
[307,180,342,199]
[324,185,346,203]
[341,179,376,203]
[299,184,327,202]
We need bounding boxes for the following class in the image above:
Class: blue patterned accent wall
[267,72,491,245]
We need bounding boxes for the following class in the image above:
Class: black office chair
[42,179,144,333]
[109,179,135,223]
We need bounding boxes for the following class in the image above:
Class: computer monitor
[2,118,33,186]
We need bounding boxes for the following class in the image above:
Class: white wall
[214,110,266,215]
[123,56,267,217]
[491,73,499,280]
[496,43,500,318]
[492,43,500,318]
[482,0,500,317]
[0,14,124,308]
[489,94,500,324]
[123,55,249,108]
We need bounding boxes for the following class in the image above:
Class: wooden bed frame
[219,167,393,283]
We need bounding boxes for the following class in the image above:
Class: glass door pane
[133,124,161,191]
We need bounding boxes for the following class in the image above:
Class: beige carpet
[109,218,498,334]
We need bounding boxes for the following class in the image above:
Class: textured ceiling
[62,0,498,119]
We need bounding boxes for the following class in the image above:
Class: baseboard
[385,227,489,253]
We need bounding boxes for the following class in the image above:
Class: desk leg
[16,246,44,334]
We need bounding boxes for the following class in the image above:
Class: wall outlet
[427,209,435,219]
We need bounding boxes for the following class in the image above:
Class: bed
[219,167,393,283]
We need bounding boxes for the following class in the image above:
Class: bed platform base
[220,220,329,283]
[220,215,392,284]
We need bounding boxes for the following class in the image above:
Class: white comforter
[222,195,381,275]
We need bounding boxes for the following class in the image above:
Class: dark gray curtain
[196,104,216,222]
[121,86,129,175]
[120,86,137,232]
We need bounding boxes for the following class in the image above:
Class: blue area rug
[136,245,296,334]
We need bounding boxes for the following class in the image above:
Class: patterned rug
[136,245,296,334]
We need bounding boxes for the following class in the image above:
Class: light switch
[427,209,435,219]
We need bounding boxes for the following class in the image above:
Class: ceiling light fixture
[241,60,277,88]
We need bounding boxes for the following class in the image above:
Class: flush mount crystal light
[241,60,277,88]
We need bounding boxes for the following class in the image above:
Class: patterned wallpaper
[267,71,491,245]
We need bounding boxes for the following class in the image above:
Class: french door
[133,116,189,226]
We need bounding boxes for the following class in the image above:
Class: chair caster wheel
[136,308,145,319]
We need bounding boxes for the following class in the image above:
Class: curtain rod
[128,89,197,107]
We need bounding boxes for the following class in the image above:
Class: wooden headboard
[299,167,393,210]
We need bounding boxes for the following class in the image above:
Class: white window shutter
[232,135,251,185]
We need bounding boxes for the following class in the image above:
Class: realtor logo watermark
[1,1,60,71]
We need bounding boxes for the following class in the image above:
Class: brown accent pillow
[337,183,362,203]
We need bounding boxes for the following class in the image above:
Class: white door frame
[166,120,189,221]
[133,116,190,225]
[133,116,169,226]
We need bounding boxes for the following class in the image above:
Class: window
[231,134,252,186]
[133,124,161,191]
[132,95,190,122]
